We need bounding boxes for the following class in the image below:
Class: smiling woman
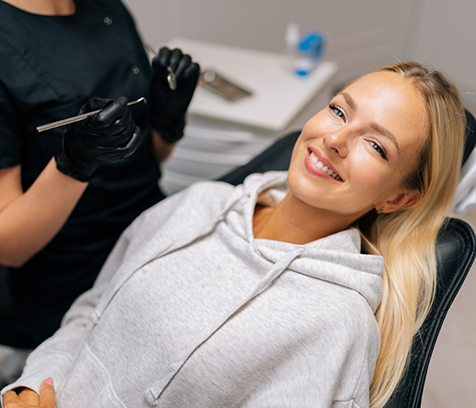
[1,62,466,408]
[285,70,429,239]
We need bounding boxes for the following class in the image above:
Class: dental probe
[36,97,146,133]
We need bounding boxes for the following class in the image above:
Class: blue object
[294,31,325,76]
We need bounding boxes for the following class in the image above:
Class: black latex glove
[150,47,200,144]
[55,96,141,182]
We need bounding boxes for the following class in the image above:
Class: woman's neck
[1,0,76,15]
[253,192,362,245]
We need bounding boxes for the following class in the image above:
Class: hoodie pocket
[58,343,126,408]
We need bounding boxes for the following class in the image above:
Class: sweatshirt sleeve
[0,188,193,401]
[0,221,138,401]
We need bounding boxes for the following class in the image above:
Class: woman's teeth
[309,152,342,181]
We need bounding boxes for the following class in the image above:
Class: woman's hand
[3,379,56,408]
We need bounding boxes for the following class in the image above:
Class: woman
[1,62,466,408]
[0,0,199,347]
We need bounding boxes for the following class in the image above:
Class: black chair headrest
[463,109,476,165]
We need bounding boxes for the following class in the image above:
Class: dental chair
[219,109,476,408]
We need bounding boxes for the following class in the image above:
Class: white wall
[122,0,421,87]
[408,0,476,110]
[123,0,476,105]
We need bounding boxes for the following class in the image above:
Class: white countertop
[165,38,338,133]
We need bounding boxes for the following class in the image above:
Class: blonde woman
[1,62,466,408]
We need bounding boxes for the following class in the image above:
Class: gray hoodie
[2,172,384,408]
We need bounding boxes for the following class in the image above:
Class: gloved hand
[150,47,200,144]
[55,96,141,182]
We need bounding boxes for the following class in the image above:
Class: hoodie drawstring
[144,247,305,406]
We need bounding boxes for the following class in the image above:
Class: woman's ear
[377,189,421,214]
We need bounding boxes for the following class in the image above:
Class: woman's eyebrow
[338,91,356,111]
[338,91,400,152]
[370,122,400,152]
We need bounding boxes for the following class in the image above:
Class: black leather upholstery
[463,109,476,165]
[384,218,475,407]
[219,113,476,407]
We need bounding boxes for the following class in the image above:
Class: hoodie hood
[228,172,383,312]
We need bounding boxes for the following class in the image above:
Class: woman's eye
[370,141,388,160]
[329,104,345,121]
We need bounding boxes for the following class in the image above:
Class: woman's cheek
[349,151,388,192]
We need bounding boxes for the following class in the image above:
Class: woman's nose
[323,127,350,157]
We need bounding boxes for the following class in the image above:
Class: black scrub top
[0,0,164,346]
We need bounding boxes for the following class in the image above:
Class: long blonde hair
[354,62,466,407]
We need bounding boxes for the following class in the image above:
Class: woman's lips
[305,149,343,182]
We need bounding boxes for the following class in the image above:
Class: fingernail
[46,377,54,386]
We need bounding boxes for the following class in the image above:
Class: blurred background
[120,0,476,407]
[123,0,476,112]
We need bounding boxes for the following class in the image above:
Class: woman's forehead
[340,72,429,153]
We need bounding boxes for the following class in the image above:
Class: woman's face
[287,71,428,219]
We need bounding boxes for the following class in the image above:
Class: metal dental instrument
[145,44,177,91]
[36,97,146,133]
[167,66,177,91]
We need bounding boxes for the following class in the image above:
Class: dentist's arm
[0,97,140,267]
[0,161,87,267]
